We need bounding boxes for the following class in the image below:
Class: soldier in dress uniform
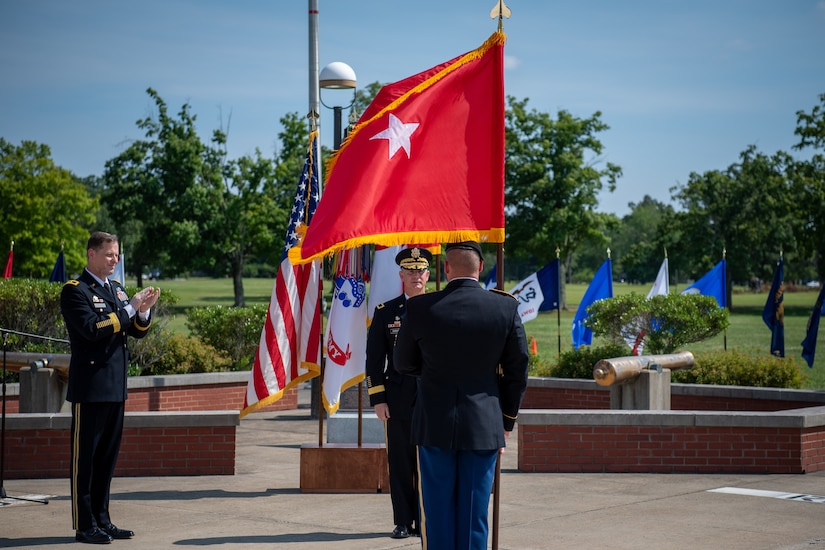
[61,231,160,544]
[394,241,529,550]
[366,246,433,539]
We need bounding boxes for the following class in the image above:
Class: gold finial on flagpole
[489,0,511,32]
[607,247,611,259]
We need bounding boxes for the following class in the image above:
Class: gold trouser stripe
[416,446,427,549]
[71,402,81,530]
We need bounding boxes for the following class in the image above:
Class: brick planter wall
[2,371,298,414]
[522,377,825,412]
[4,411,238,479]
[125,373,298,413]
[2,372,297,480]
[518,380,825,475]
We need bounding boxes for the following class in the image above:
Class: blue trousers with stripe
[417,445,498,550]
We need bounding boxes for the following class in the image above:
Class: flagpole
[493,241,504,550]
[308,0,321,188]
[723,247,727,352]
[308,0,325,442]
[490,4,510,548]
[556,247,561,357]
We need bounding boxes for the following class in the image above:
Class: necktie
[105,282,120,311]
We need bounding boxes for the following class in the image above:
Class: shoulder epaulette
[65,280,80,287]
[490,288,518,301]
[376,303,385,310]
[111,279,121,285]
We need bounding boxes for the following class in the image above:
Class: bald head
[444,248,483,280]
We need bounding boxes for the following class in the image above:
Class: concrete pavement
[2,389,825,549]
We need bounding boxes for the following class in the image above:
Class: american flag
[240,131,322,417]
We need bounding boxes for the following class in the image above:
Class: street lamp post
[319,61,357,150]
[311,62,357,422]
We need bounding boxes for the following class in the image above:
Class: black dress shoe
[391,524,410,538]
[75,527,113,544]
[409,525,420,536]
[101,523,135,539]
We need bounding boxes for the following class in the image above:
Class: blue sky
[2,0,824,216]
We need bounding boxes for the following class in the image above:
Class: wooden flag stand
[299,441,388,493]
[299,375,389,493]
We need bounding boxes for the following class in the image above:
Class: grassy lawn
[144,276,825,389]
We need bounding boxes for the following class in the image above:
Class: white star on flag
[370,113,419,159]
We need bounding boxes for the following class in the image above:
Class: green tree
[586,293,729,354]
[612,196,675,284]
[792,92,825,276]
[102,88,221,286]
[102,90,308,305]
[0,139,97,277]
[669,146,802,304]
[215,138,292,306]
[504,97,622,307]
[352,81,383,120]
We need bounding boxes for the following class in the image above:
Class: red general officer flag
[3,245,12,279]
[290,31,506,264]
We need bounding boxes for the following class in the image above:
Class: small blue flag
[49,250,66,283]
[572,259,613,349]
[762,257,784,357]
[483,264,497,290]
[682,259,727,309]
[801,283,825,368]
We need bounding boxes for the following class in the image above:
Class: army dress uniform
[393,242,529,550]
[61,270,152,536]
[365,246,433,538]
[366,294,420,535]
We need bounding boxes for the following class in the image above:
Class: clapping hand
[130,287,161,313]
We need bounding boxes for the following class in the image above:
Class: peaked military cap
[395,247,433,270]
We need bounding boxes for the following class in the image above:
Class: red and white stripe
[241,258,321,417]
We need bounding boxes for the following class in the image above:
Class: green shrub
[587,293,729,354]
[528,351,554,377]
[0,279,67,352]
[0,278,182,375]
[550,342,631,379]
[672,349,807,389]
[242,262,279,278]
[186,305,267,370]
[138,332,231,375]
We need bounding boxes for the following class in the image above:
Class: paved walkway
[3,391,825,549]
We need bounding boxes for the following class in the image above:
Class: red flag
[2,247,12,279]
[289,31,506,264]
[240,132,322,418]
